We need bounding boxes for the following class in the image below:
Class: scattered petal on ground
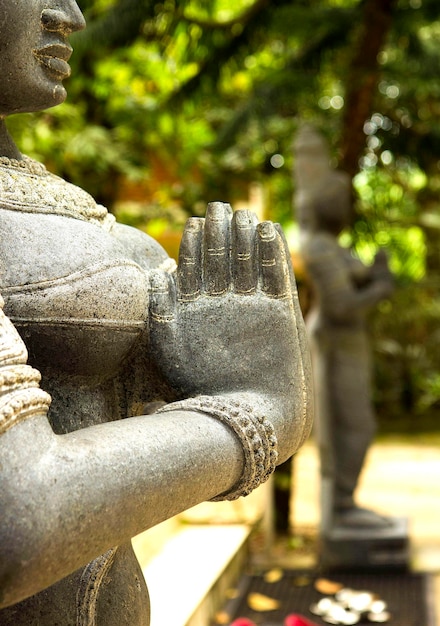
[314,577,344,594]
[264,567,284,583]
[285,613,320,626]
[247,591,281,611]
[229,618,257,626]
[213,609,231,624]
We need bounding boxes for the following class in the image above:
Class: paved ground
[252,435,440,623]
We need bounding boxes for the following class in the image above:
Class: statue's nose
[41,2,86,35]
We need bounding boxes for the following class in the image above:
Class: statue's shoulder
[0,155,173,271]
[0,156,113,229]
[110,222,173,271]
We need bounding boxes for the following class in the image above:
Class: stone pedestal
[319,517,409,572]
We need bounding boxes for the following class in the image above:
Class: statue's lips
[33,43,73,79]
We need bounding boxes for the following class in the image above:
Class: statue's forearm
[321,279,392,319]
[0,409,243,608]
[304,236,393,321]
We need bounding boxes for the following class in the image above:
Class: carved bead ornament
[157,395,278,500]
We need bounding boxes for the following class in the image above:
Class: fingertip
[178,216,204,270]
[204,202,231,296]
[232,209,258,295]
[149,269,169,292]
[257,220,277,242]
[233,208,257,229]
[258,221,289,298]
[178,217,204,301]
[149,270,175,323]
[206,201,233,221]
[184,216,205,232]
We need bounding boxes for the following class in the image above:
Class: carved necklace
[0,155,115,229]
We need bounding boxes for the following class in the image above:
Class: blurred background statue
[294,126,395,535]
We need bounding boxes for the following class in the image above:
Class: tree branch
[339,0,398,178]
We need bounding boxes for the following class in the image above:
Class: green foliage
[349,167,427,283]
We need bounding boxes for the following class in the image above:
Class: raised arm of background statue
[0,203,312,609]
[149,202,313,470]
[304,234,394,321]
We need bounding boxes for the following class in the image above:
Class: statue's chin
[51,83,67,106]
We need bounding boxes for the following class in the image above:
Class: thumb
[149,269,177,345]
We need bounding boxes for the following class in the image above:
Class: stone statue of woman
[0,2,313,624]
[294,126,394,534]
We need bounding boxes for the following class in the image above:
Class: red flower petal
[284,614,320,626]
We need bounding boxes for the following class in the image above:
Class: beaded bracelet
[157,395,278,500]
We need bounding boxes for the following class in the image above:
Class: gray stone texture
[0,2,313,623]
